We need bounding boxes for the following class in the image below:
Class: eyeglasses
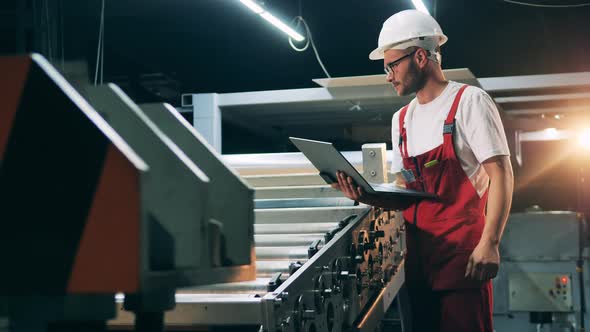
[384,50,417,76]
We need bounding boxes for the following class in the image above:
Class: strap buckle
[443,122,455,134]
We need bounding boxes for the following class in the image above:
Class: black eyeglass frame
[384,50,418,75]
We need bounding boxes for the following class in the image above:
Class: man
[331,9,514,332]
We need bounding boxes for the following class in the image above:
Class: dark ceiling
[57,0,590,104]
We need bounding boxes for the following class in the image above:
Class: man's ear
[416,49,429,68]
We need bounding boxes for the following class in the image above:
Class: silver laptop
[290,137,437,199]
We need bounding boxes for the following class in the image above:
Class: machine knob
[339,271,358,281]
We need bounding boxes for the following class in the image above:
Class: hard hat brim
[368,34,448,60]
[369,46,387,60]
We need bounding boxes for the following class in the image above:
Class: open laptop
[290,137,437,200]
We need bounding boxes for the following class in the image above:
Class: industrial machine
[493,211,589,332]
[0,54,255,331]
[110,144,408,331]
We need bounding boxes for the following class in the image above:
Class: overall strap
[442,84,469,158]
[443,84,469,135]
[398,105,410,159]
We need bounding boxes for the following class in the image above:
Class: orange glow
[515,142,574,193]
[578,128,590,150]
[561,276,568,284]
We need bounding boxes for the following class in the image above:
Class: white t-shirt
[391,81,510,197]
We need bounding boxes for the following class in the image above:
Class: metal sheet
[255,246,308,260]
[255,206,365,223]
[255,198,364,209]
[182,278,271,294]
[111,296,263,327]
[255,185,343,199]
[223,151,365,174]
[254,234,324,247]
[501,211,585,261]
[244,174,325,187]
[254,223,338,234]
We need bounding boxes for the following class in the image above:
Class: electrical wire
[100,10,105,85]
[94,0,105,85]
[60,0,64,69]
[288,16,331,78]
[503,0,590,7]
[44,0,53,61]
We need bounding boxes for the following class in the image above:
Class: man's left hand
[464,240,500,281]
[332,171,368,203]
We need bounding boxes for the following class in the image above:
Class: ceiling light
[411,0,430,15]
[239,0,263,14]
[239,0,305,42]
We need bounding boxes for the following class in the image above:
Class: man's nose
[386,71,394,83]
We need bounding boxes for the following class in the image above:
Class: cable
[503,0,590,8]
[288,16,331,78]
[94,0,105,85]
[60,0,64,69]
[100,6,105,85]
[44,0,53,61]
[288,17,310,52]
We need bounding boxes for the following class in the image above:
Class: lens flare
[578,128,590,150]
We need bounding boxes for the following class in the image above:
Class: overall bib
[398,85,493,332]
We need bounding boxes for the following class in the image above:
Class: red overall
[398,85,493,332]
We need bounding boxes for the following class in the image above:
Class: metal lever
[308,239,322,258]
[267,272,283,292]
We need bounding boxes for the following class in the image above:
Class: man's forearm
[481,158,514,245]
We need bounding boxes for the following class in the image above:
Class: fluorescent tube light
[239,0,264,14]
[260,12,305,41]
[411,0,430,15]
[239,0,305,42]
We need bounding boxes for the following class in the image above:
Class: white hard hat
[369,9,448,61]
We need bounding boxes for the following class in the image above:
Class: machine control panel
[508,272,573,312]
[262,208,406,332]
